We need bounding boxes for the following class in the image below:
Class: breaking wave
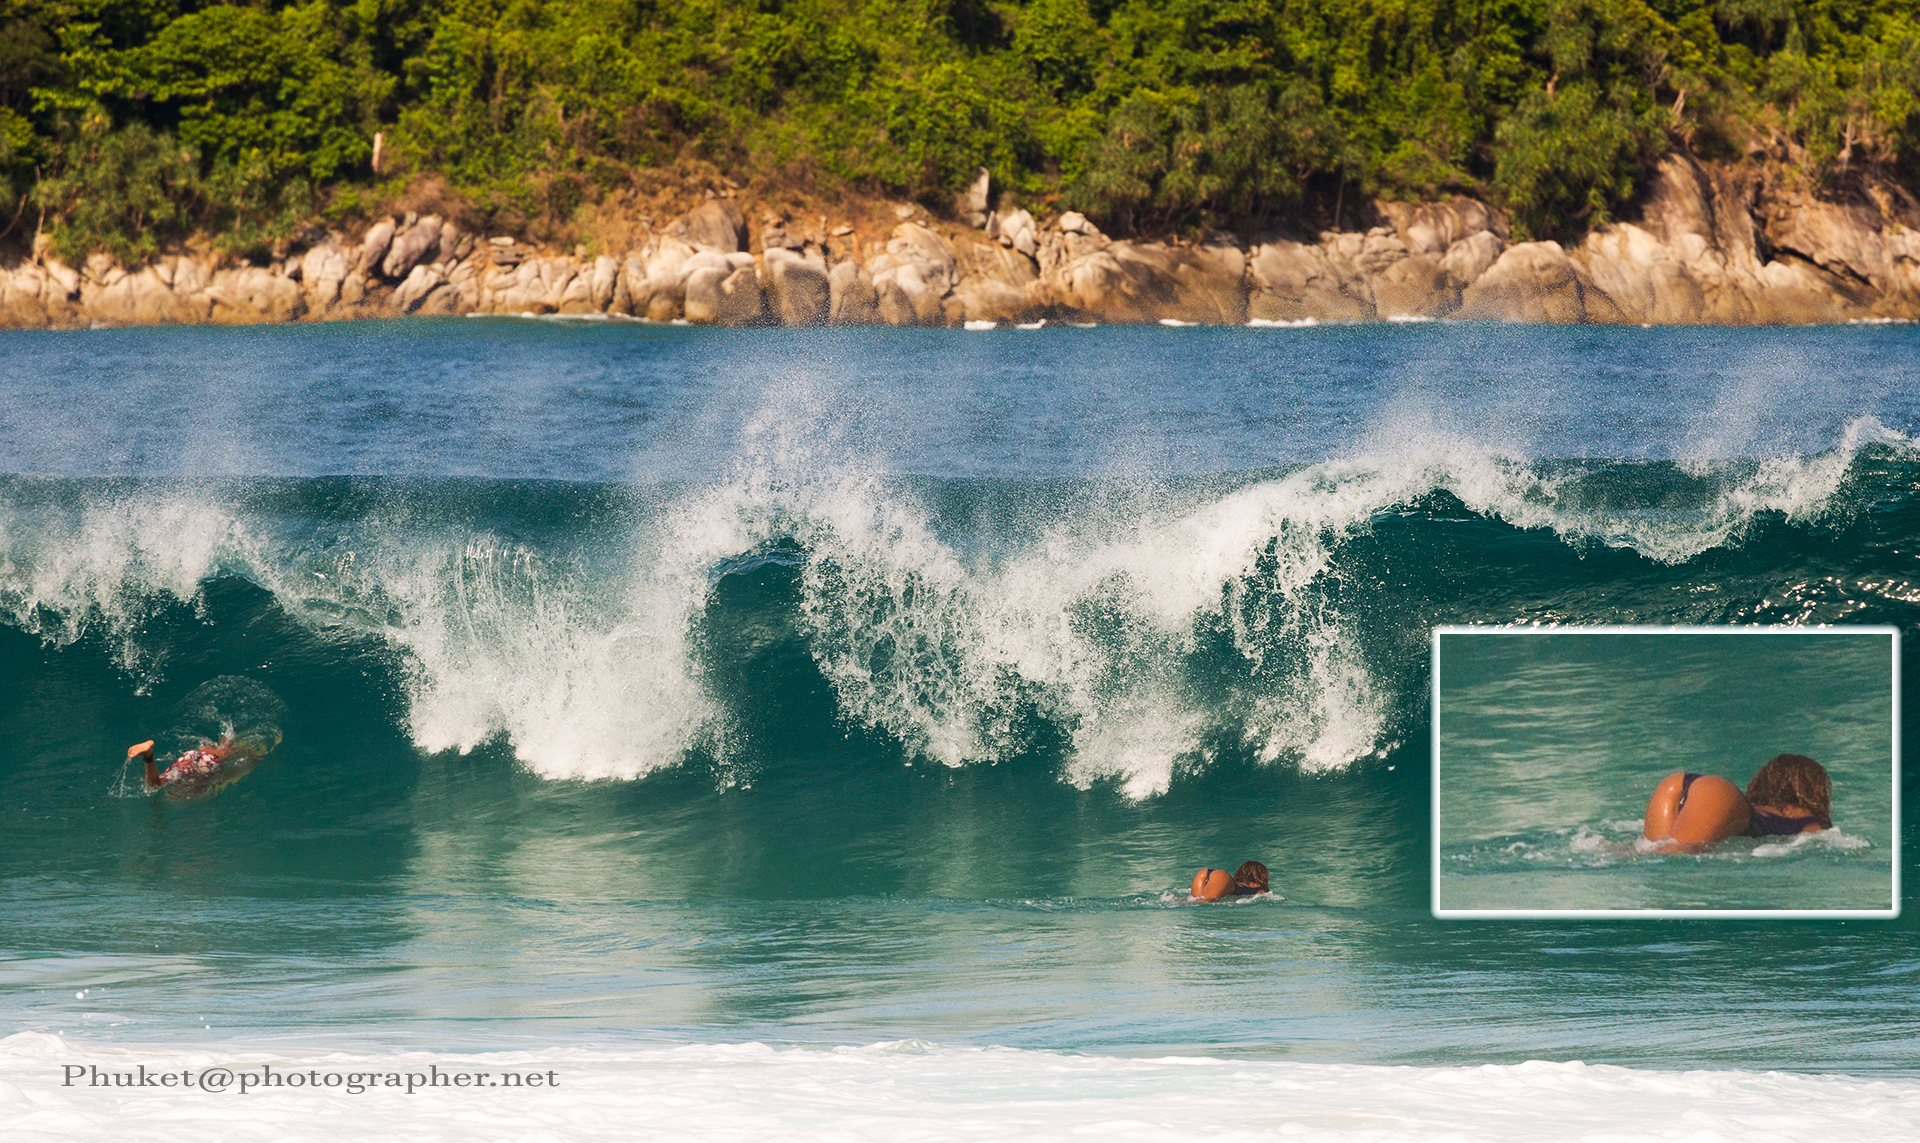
[1,417,1911,795]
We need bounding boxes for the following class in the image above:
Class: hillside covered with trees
[2,0,1916,263]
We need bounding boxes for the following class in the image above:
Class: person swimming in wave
[1642,753,1833,852]
[127,734,263,800]
[1190,861,1269,900]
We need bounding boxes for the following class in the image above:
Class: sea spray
[0,422,1911,791]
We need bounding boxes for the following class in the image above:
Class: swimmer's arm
[129,741,159,788]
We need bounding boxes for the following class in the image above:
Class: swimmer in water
[1742,753,1832,836]
[1642,753,1833,852]
[1190,861,1270,900]
[128,735,262,800]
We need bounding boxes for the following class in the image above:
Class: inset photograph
[1433,627,1899,917]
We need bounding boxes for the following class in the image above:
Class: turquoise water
[1436,630,1896,912]
[2,320,1918,1074]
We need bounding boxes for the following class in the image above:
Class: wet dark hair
[1745,754,1832,828]
[1233,861,1268,890]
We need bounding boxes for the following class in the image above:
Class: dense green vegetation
[2,0,1917,260]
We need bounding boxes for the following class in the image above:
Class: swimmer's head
[1232,861,1268,892]
[1745,754,1832,827]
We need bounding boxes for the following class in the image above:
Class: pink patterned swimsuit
[160,749,223,784]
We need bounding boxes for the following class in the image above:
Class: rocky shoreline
[3,154,1917,330]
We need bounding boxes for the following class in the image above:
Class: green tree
[4,0,1919,258]
[1493,79,1666,239]
[33,113,200,261]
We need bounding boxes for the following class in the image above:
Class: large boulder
[873,262,944,324]
[636,245,756,320]
[167,257,210,302]
[885,223,956,292]
[0,264,54,327]
[359,219,396,276]
[203,266,305,322]
[874,274,917,326]
[556,263,598,314]
[299,239,355,312]
[641,236,697,318]
[1440,231,1504,290]
[1247,241,1372,322]
[588,255,620,312]
[484,257,577,314]
[1316,225,1459,318]
[1040,238,1247,324]
[611,251,649,316]
[1456,241,1623,323]
[864,223,958,325]
[1169,243,1248,323]
[1368,254,1452,319]
[827,260,879,324]
[667,200,749,253]
[382,215,443,280]
[683,264,762,325]
[1575,224,1710,324]
[764,247,831,326]
[1035,223,1110,282]
[1757,185,1910,311]
[40,254,81,301]
[394,265,450,313]
[84,264,194,324]
[445,258,485,311]
[1548,153,1870,324]
[645,291,681,322]
[988,208,1038,258]
[1375,198,1502,256]
[440,220,469,263]
[951,240,1039,322]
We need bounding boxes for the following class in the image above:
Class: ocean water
[1437,629,1898,913]
[4,319,1920,1138]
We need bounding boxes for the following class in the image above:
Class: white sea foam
[1498,822,1879,865]
[1,413,1907,791]
[0,491,267,681]
[1350,414,1909,564]
[1749,827,1871,858]
[5,1033,1918,1142]
[372,530,716,781]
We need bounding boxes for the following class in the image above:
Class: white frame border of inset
[1430,625,1901,920]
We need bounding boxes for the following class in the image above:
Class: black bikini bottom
[1748,809,1823,837]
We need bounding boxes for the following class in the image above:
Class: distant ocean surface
[3,319,1919,1137]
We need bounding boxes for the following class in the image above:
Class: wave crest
[0,417,1905,792]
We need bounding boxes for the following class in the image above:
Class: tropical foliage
[2,0,1917,257]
